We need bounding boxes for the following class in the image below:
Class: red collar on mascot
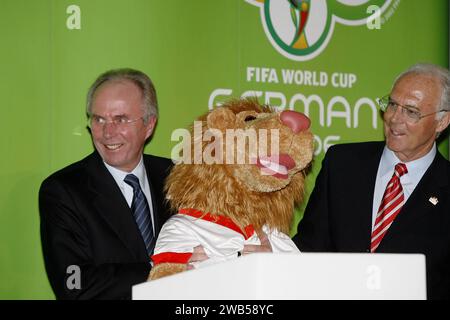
[179,208,255,240]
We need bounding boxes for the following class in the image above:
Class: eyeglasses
[377,95,447,123]
[88,115,144,129]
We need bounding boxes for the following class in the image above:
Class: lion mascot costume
[149,99,314,280]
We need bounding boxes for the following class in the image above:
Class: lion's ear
[207,107,236,131]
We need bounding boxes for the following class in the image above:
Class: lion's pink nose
[280,110,310,133]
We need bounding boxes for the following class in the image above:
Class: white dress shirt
[371,143,436,230]
[103,157,155,233]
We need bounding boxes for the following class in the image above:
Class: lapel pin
[429,197,438,206]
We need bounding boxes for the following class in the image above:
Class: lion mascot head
[149,99,314,280]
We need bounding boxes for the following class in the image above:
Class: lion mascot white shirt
[151,208,300,269]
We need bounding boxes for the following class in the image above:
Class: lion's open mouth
[255,154,296,179]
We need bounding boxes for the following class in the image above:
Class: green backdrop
[0,0,448,299]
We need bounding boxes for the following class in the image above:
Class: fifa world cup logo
[248,0,391,61]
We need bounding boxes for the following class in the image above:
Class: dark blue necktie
[124,174,154,256]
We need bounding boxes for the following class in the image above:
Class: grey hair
[394,63,450,118]
[86,68,158,123]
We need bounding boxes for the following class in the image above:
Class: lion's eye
[244,115,257,122]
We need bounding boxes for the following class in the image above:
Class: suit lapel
[379,152,449,246]
[143,155,167,234]
[353,143,385,250]
[86,152,148,259]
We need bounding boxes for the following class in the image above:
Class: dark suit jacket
[39,151,173,299]
[293,141,450,300]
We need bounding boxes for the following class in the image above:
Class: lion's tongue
[256,155,295,179]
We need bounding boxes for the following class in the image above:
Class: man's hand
[242,229,272,254]
[187,245,209,270]
[185,230,272,270]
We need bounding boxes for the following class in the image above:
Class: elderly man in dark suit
[39,69,173,299]
[294,63,450,300]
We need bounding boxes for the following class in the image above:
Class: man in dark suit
[39,69,173,299]
[294,63,450,299]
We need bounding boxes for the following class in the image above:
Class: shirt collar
[380,143,436,180]
[103,157,147,189]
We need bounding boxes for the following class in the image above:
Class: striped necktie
[124,174,154,256]
[371,163,408,252]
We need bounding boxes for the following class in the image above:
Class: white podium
[133,253,426,300]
